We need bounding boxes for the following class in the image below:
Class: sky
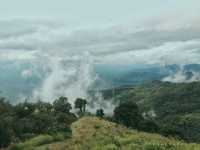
[0,0,199,27]
[0,0,200,64]
[0,0,200,102]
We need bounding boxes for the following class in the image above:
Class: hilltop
[10,117,200,150]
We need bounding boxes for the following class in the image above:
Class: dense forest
[103,81,200,142]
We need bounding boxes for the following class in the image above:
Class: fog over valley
[0,0,200,104]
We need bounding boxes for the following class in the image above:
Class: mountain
[95,64,200,88]
[1,63,200,102]
[101,81,200,142]
[95,64,169,87]
[10,117,200,150]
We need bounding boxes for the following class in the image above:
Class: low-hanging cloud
[1,16,200,109]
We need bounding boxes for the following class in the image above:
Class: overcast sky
[0,0,199,64]
[0,0,199,27]
[1,0,200,101]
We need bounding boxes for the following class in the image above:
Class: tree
[74,98,87,113]
[139,119,159,133]
[0,122,11,147]
[0,116,12,148]
[0,98,12,114]
[96,109,105,118]
[14,101,35,118]
[53,97,72,113]
[113,101,143,128]
[35,101,53,113]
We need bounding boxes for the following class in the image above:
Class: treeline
[0,96,160,148]
[111,81,200,143]
[0,94,191,148]
[0,97,78,148]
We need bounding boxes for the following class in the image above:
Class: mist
[0,15,200,114]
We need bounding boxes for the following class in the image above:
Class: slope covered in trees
[108,81,200,142]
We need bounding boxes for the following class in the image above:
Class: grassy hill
[9,117,200,150]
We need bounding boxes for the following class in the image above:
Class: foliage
[0,96,77,148]
[96,109,105,118]
[38,117,199,150]
[113,101,143,128]
[0,117,12,147]
[74,98,87,113]
[2,81,200,148]
[109,81,200,142]
[53,96,72,113]
[6,116,200,150]
[139,119,159,133]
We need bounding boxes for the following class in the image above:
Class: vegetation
[108,81,200,142]
[75,98,87,114]
[0,97,76,148]
[2,81,200,149]
[113,100,159,134]
[113,101,142,128]
[96,108,105,118]
[53,96,72,113]
[10,117,200,150]
[9,132,69,150]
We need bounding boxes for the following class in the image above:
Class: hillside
[10,117,200,150]
[102,81,200,142]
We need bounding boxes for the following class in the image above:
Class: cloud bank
[0,17,200,64]
[0,16,200,105]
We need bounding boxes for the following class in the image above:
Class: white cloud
[1,16,200,104]
[162,70,200,83]
[0,50,37,61]
[0,17,200,62]
[32,52,97,103]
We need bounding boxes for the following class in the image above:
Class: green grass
[9,132,68,150]
[66,117,200,150]
[9,117,200,150]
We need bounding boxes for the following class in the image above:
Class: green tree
[0,98,12,114]
[35,101,53,113]
[0,116,12,148]
[0,123,11,147]
[53,97,72,113]
[113,101,143,128]
[96,109,105,118]
[139,119,159,133]
[74,98,87,113]
[14,101,35,118]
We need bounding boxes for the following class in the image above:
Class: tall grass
[9,132,69,150]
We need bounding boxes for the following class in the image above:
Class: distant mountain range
[95,64,200,88]
[1,63,200,102]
